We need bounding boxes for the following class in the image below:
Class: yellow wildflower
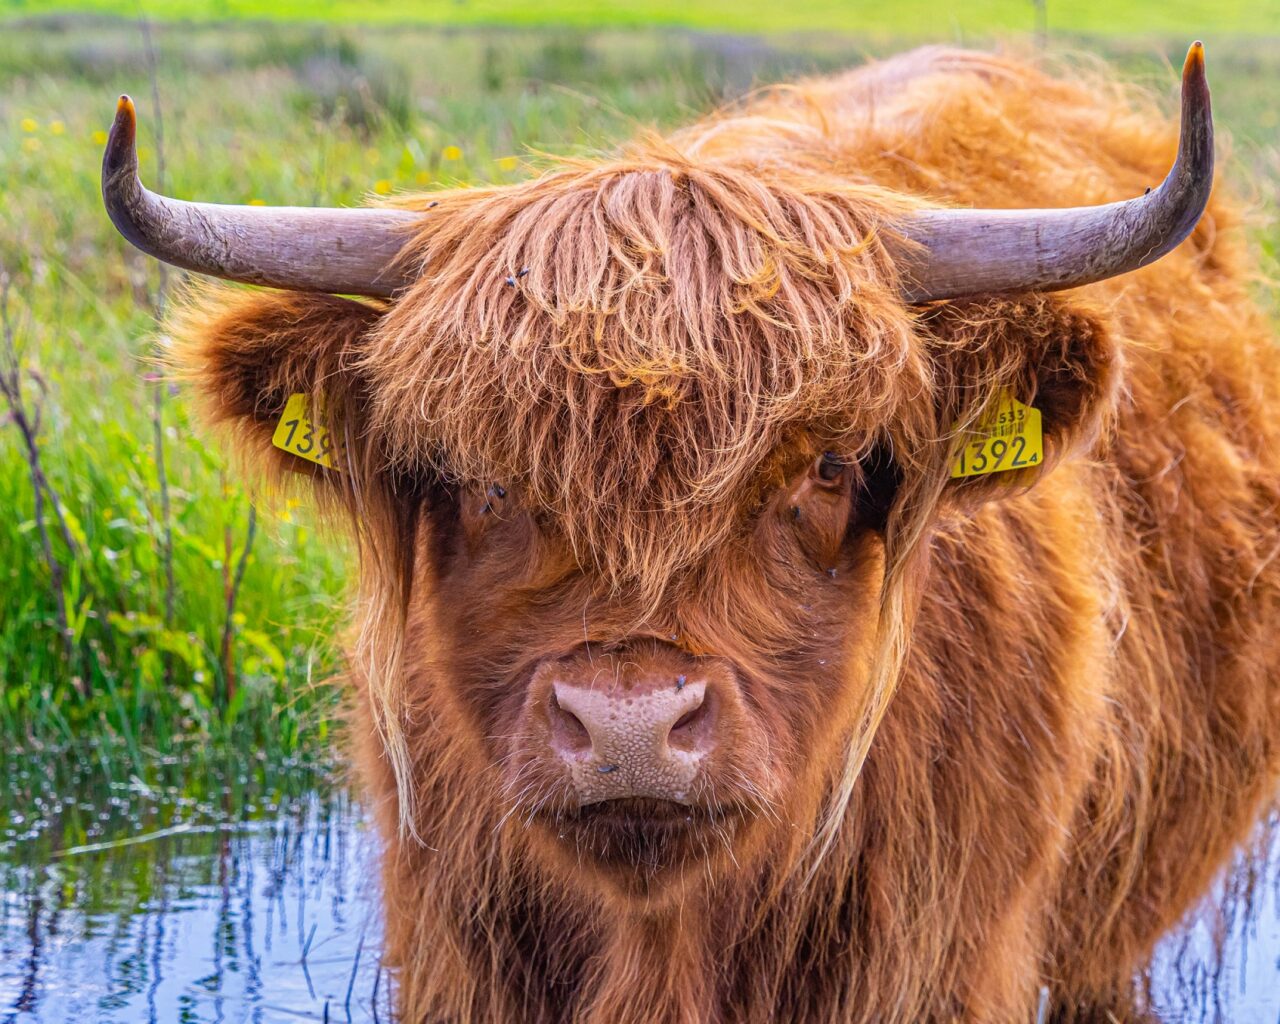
[415,170,431,185]
[496,155,519,172]
[442,145,462,161]
[49,120,65,135]
[91,129,108,145]
[21,137,41,153]
[20,118,37,133]
[373,179,393,195]
[248,198,266,206]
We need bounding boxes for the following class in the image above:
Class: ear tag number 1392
[949,391,1043,479]
[272,393,343,472]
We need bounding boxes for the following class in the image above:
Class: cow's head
[104,47,1211,899]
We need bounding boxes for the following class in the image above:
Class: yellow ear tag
[949,390,1043,479]
[272,393,343,472]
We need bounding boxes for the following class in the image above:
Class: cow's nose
[546,676,716,804]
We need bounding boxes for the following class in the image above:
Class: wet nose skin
[548,676,716,804]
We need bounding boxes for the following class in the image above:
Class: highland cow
[103,42,1280,1023]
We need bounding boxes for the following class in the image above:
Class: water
[0,752,387,1024]
[1148,822,1280,1023]
[0,752,1275,1023]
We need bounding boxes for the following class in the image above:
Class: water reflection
[0,753,385,1024]
[0,750,1276,1023]
[1148,816,1280,1023]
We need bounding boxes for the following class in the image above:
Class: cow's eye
[483,481,508,515]
[814,451,847,485]
[458,480,515,553]
[778,452,855,565]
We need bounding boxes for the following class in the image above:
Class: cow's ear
[166,286,385,488]
[918,293,1120,510]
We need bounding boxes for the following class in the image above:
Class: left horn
[891,41,1214,302]
[101,95,419,296]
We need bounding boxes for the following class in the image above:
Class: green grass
[0,16,1275,768]
[5,0,1279,38]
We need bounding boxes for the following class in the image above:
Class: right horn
[891,41,1214,303]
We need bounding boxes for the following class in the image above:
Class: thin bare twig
[0,271,83,687]
[0,281,80,563]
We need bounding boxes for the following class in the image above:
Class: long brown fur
[168,46,1280,1022]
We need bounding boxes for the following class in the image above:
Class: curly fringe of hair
[371,159,935,599]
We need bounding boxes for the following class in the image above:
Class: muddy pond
[0,750,1276,1023]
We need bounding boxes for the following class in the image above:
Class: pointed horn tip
[112,95,136,137]
[1183,41,1206,82]
[103,94,137,177]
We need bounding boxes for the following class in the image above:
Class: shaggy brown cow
[103,43,1280,1023]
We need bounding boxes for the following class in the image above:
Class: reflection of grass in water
[0,747,386,1024]
[0,741,343,875]
[1146,813,1280,1022]
[0,742,360,1013]
[0,20,1275,768]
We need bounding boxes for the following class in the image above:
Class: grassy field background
[5,0,1279,37]
[0,9,1276,777]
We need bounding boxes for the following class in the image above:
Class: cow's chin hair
[527,798,756,901]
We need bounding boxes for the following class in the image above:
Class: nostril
[667,689,714,753]
[548,689,591,755]
[672,707,701,732]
